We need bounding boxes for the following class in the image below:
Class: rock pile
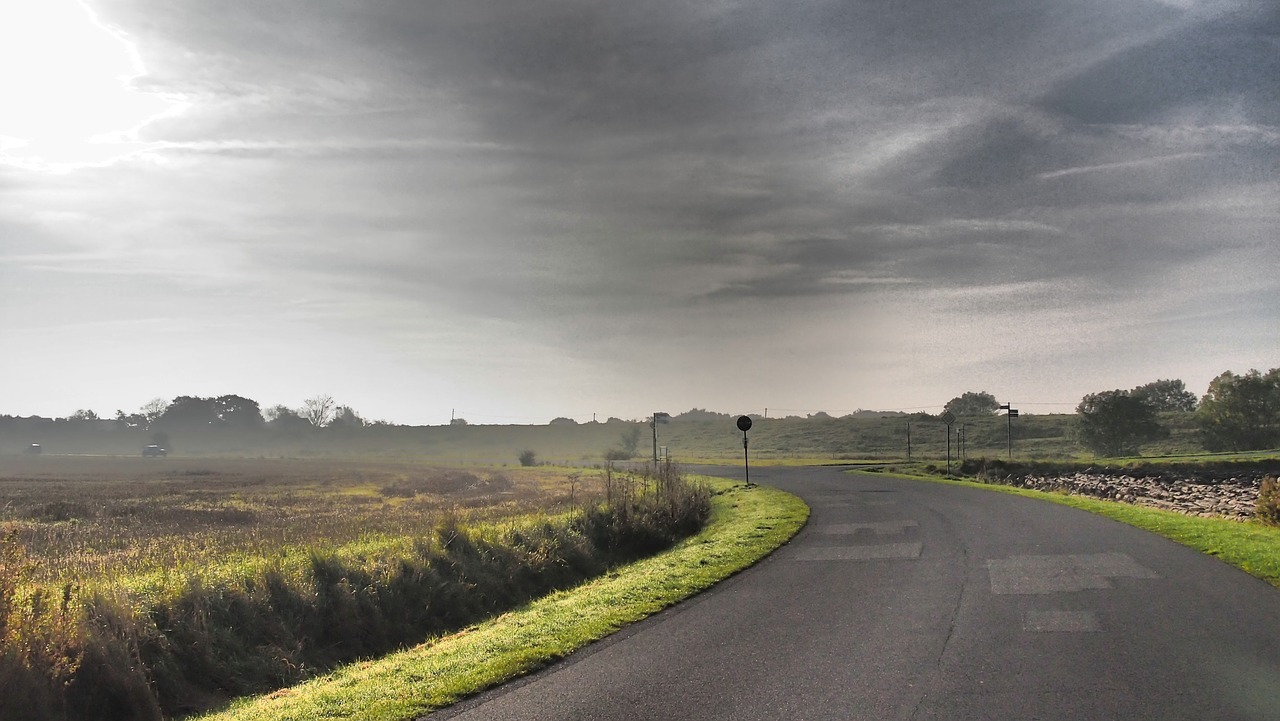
[1005,472,1264,519]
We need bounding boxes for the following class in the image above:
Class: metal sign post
[651,412,670,464]
[737,415,754,487]
[1000,404,1018,459]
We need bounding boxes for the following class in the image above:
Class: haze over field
[1,0,1276,425]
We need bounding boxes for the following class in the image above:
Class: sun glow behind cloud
[0,0,182,169]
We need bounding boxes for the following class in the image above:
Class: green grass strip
[192,477,808,721]
[893,472,1280,588]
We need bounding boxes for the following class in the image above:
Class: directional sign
[737,415,753,432]
[1007,409,1019,418]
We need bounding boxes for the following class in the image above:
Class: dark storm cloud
[84,0,1280,339]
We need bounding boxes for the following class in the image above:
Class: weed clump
[1257,476,1280,526]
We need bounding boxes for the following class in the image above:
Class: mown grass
[193,477,808,721]
[892,472,1280,588]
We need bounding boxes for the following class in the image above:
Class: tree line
[42,394,383,434]
[943,369,1280,457]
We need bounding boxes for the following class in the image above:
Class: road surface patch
[987,552,1158,595]
[793,542,923,561]
[1022,609,1102,632]
[808,499,897,508]
[813,520,919,536]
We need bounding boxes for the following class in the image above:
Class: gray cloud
[2,0,1275,422]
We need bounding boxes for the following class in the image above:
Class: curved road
[432,466,1280,720]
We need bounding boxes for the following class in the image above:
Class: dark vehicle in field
[142,444,167,457]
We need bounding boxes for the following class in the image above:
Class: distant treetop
[943,391,1000,417]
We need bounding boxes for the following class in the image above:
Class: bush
[1257,476,1280,526]
[580,462,711,559]
[518,449,537,467]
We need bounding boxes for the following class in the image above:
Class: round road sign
[736,415,753,432]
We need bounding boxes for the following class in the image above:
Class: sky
[1,0,1276,426]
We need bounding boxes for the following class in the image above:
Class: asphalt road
[432,466,1280,720]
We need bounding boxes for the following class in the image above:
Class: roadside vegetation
[0,458,717,720]
[194,477,807,721]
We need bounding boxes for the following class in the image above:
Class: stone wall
[1004,472,1263,519]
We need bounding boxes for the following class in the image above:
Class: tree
[213,394,264,429]
[944,391,1000,417]
[264,404,310,430]
[1130,379,1197,412]
[155,396,218,431]
[518,449,537,467]
[139,398,170,430]
[301,395,337,428]
[329,406,367,429]
[1195,369,1280,452]
[69,409,99,421]
[1075,390,1167,457]
[115,409,146,429]
[619,426,642,457]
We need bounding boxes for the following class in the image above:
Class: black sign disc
[736,415,753,432]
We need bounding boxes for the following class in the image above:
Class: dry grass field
[0,455,590,586]
[0,454,710,720]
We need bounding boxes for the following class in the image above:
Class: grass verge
[192,477,808,721]
[890,472,1280,589]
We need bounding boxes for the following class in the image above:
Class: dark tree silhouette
[1196,369,1280,452]
[1131,379,1197,412]
[1075,390,1167,457]
[944,391,1000,417]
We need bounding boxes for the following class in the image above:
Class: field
[0,454,711,720]
[0,455,582,586]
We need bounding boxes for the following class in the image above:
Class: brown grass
[0,456,575,584]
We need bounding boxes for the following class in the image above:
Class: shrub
[578,462,711,560]
[0,532,101,721]
[1257,476,1280,526]
[518,449,537,467]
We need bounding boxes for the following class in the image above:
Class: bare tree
[139,397,170,429]
[301,394,337,427]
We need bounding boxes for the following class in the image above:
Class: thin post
[743,431,751,487]
[652,415,659,465]
[1007,411,1013,460]
[906,421,912,461]
[946,423,952,475]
